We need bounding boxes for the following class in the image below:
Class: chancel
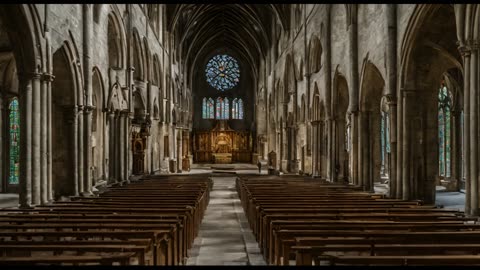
[0,3,480,266]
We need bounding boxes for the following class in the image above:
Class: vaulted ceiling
[166,4,291,82]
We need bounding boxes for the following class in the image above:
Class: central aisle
[186,176,266,265]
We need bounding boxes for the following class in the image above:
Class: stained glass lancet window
[202,97,214,119]
[205,54,240,91]
[9,98,20,184]
[223,97,230,119]
[216,97,229,119]
[438,83,452,178]
[232,98,244,119]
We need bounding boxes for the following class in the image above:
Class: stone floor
[186,176,266,265]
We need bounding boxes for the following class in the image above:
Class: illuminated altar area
[193,121,252,164]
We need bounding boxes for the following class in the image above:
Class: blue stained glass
[216,97,223,119]
[202,98,207,119]
[438,85,452,178]
[232,98,244,120]
[9,98,20,185]
[215,97,229,119]
[223,97,230,119]
[238,99,243,119]
[205,54,240,91]
[202,97,214,119]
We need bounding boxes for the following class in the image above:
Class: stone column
[40,74,51,204]
[318,121,324,178]
[114,112,120,182]
[469,42,478,216]
[387,99,397,198]
[396,94,403,199]
[401,90,415,200]
[350,111,359,186]
[365,111,373,192]
[460,47,471,214]
[125,113,131,182]
[83,4,93,195]
[108,111,115,183]
[46,75,53,202]
[357,112,364,188]
[385,4,398,198]
[67,106,79,196]
[450,110,459,190]
[19,74,33,207]
[77,106,84,193]
[31,73,41,205]
[177,129,183,173]
[326,118,333,181]
[118,111,125,182]
[311,121,318,177]
[83,106,93,195]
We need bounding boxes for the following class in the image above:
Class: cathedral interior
[0,3,480,266]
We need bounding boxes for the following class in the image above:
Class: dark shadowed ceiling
[167,4,290,82]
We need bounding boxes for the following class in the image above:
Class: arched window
[438,83,452,178]
[9,98,20,185]
[202,97,214,119]
[380,111,391,176]
[216,97,230,119]
[232,98,244,119]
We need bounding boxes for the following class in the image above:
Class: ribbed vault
[167,4,288,87]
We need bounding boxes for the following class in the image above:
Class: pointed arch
[142,37,150,83]
[152,54,160,86]
[107,11,127,69]
[308,35,322,74]
[132,29,144,81]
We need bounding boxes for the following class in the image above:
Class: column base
[19,204,35,209]
[80,191,94,197]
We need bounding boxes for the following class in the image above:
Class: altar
[193,121,252,164]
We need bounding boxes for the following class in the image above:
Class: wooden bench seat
[316,255,480,266]
[293,243,480,265]
[0,253,136,265]
[236,175,480,266]
[0,175,212,266]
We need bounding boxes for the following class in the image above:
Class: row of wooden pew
[236,175,480,266]
[0,175,212,265]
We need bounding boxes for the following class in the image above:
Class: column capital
[120,110,130,117]
[17,71,43,81]
[83,105,94,114]
[458,44,471,57]
[41,73,55,82]
[347,110,359,116]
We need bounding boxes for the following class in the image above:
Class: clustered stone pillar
[311,121,318,177]
[82,4,93,196]
[40,74,54,204]
[18,72,56,207]
[19,73,33,208]
[385,4,398,198]
[387,98,397,198]
[108,111,116,183]
[31,73,41,205]
[118,111,126,182]
[350,111,359,186]
[347,8,360,187]
[467,40,479,216]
